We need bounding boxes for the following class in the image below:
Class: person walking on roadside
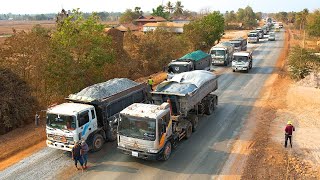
[147,77,154,91]
[81,139,89,169]
[284,121,295,148]
[72,141,84,172]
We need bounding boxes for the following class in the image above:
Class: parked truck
[46,78,150,152]
[229,37,247,52]
[232,51,253,73]
[167,50,212,79]
[117,70,218,160]
[210,42,234,66]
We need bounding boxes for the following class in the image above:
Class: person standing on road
[284,121,295,148]
[147,77,154,91]
[72,141,84,172]
[81,139,89,169]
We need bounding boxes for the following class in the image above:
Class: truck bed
[152,71,218,117]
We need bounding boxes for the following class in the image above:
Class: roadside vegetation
[0,8,225,134]
[272,9,320,81]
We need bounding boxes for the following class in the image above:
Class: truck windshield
[230,42,240,47]
[118,115,156,141]
[168,64,190,73]
[248,33,257,37]
[210,50,225,57]
[46,113,76,130]
[234,56,248,62]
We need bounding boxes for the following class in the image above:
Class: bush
[288,46,320,80]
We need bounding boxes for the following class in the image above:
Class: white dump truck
[232,51,253,73]
[46,78,150,152]
[247,31,259,43]
[210,42,234,66]
[117,70,218,160]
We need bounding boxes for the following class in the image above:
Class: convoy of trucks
[44,19,280,160]
[117,70,218,160]
[210,42,234,66]
[167,50,212,79]
[46,78,150,152]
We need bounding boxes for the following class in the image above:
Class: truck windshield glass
[118,115,156,141]
[248,34,257,37]
[210,50,225,57]
[234,56,248,62]
[230,42,240,47]
[168,64,190,73]
[46,113,76,130]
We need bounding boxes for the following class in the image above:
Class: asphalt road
[0,30,284,180]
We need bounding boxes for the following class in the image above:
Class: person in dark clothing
[285,121,295,148]
[72,141,84,171]
[81,139,89,169]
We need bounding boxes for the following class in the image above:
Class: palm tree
[165,1,174,14]
[174,1,184,16]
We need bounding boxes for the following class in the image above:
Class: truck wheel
[189,115,198,132]
[198,102,205,114]
[92,133,104,152]
[106,126,117,141]
[232,69,235,72]
[162,142,172,161]
[185,122,192,139]
[204,99,214,115]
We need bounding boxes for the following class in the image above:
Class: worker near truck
[72,141,84,172]
[81,139,89,169]
[284,121,295,148]
[148,77,154,91]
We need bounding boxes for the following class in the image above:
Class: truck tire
[189,115,199,132]
[162,142,172,161]
[92,133,104,152]
[106,126,117,141]
[185,122,192,139]
[233,69,235,72]
[198,102,205,114]
[204,99,215,115]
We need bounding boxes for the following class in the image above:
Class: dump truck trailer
[167,50,212,79]
[46,78,150,152]
[117,70,218,160]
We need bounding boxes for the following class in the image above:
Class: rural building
[170,16,193,24]
[134,15,167,31]
[142,22,185,33]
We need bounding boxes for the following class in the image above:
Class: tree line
[224,6,262,29]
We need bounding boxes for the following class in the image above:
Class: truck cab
[232,51,253,73]
[46,103,98,151]
[230,38,247,52]
[210,42,234,66]
[248,32,259,43]
[117,103,172,160]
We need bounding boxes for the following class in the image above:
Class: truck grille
[47,134,73,143]
[120,137,154,151]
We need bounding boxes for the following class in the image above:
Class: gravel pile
[297,72,320,88]
[71,78,138,100]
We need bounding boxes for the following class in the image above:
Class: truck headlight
[148,149,158,153]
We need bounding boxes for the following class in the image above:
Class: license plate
[132,151,138,157]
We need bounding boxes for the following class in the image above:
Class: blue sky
[0,0,319,14]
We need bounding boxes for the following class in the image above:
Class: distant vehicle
[247,32,259,43]
[274,24,280,32]
[256,28,264,38]
[232,51,253,73]
[167,50,212,79]
[46,78,150,152]
[210,42,234,66]
[229,37,247,52]
[117,70,218,161]
[262,25,268,34]
[268,32,276,41]
[278,22,283,28]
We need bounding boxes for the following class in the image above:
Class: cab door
[77,110,96,141]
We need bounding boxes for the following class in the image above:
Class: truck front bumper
[212,60,226,65]
[232,66,248,71]
[117,146,163,160]
[46,140,73,151]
